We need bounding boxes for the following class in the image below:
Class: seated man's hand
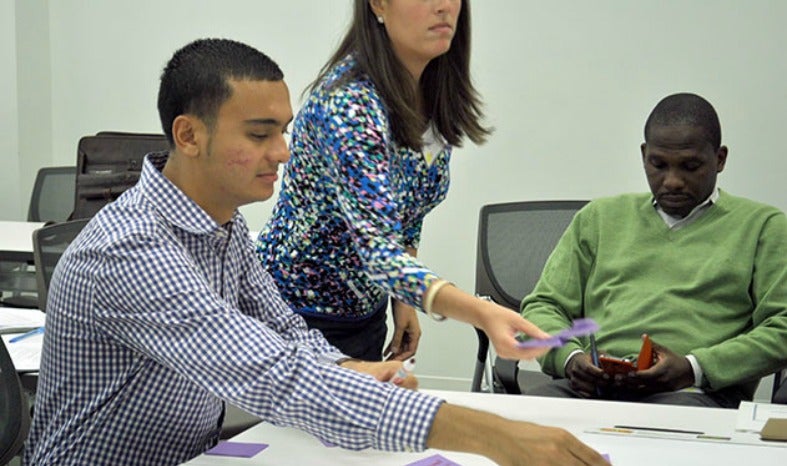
[490,419,609,466]
[565,353,608,398]
[339,359,418,390]
[428,404,609,466]
[617,339,694,393]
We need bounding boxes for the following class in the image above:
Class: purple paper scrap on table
[603,453,611,462]
[204,440,269,457]
[406,453,462,466]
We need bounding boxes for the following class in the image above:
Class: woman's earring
[377,16,384,24]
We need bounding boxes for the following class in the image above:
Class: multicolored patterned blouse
[256,56,451,320]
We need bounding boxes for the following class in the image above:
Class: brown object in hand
[598,334,654,375]
[636,334,654,371]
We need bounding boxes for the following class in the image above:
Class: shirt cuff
[375,389,444,452]
[686,354,704,388]
[317,351,352,366]
[563,349,585,372]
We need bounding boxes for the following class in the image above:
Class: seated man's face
[640,124,727,218]
[200,78,294,208]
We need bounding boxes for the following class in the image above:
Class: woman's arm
[428,282,552,360]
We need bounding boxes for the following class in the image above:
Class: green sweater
[521,191,787,397]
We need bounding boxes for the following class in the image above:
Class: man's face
[641,124,727,218]
[197,79,293,215]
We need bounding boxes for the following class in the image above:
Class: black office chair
[0,337,31,465]
[1,167,77,309]
[471,200,587,393]
[27,166,77,223]
[32,219,90,310]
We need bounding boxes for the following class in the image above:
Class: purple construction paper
[320,438,337,447]
[518,335,564,348]
[603,453,611,462]
[204,441,269,457]
[406,454,462,466]
[517,318,599,348]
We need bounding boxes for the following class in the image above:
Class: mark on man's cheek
[226,149,251,167]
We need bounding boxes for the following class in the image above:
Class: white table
[184,390,785,465]
[0,220,46,262]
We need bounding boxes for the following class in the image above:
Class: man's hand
[384,299,421,360]
[565,353,608,398]
[338,359,418,389]
[428,404,609,466]
[619,338,694,393]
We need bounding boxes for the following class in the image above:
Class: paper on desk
[406,454,462,466]
[736,401,787,433]
[204,441,268,457]
[0,308,45,333]
[1,332,42,372]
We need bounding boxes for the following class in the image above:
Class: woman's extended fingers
[483,306,553,360]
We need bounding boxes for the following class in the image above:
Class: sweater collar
[652,187,720,230]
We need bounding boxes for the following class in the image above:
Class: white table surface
[0,220,46,261]
[184,389,786,465]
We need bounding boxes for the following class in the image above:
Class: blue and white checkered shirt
[24,152,443,466]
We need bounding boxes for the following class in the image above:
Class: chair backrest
[475,200,588,309]
[32,219,90,310]
[472,200,588,392]
[72,132,169,220]
[27,166,77,223]
[0,337,31,465]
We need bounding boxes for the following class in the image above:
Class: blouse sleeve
[309,83,441,308]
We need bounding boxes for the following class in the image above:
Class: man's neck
[161,153,234,224]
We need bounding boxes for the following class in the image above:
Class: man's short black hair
[644,93,721,151]
[158,38,284,145]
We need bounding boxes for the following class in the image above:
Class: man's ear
[640,142,647,164]
[171,115,204,158]
[716,145,729,173]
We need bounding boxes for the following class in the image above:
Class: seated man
[23,39,606,466]
[522,93,787,408]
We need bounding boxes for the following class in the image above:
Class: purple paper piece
[603,453,611,462]
[204,441,269,457]
[320,438,337,448]
[406,453,462,466]
[517,318,599,348]
[517,336,564,348]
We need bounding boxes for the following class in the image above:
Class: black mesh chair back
[0,167,75,309]
[27,166,77,223]
[472,200,588,392]
[32,219,90,311]
[0,337,31,465]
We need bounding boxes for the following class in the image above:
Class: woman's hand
[384,299,421,360]
[426,283,552,360]
[477,299,552,360]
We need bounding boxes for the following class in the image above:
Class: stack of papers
[1,331,43,372]
[0,307,46,333]
[736,401,787,433]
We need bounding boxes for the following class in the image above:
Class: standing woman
[257,0,548,361]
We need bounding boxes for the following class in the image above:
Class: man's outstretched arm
[427,403,608,466]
